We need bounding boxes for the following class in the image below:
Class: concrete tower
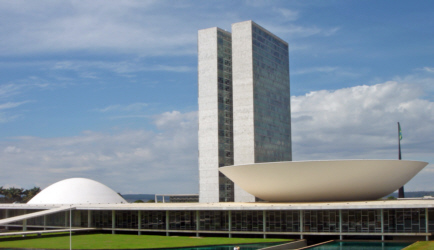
[198,21,291,203]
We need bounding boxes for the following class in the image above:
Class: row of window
[252,25,288,51]
[2,209,434,233]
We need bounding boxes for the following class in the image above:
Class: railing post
[381,209,384,241]
[196,210,200,237]
[112,210,115,234]
[65,211,68,227]
[228,211,232,238]
[426,208,429,241]
[138,210,141,235]
[166,211,169,236]
[263,210,266,238]
[300,210,303,239]
[339,210,343,240]
[88,210,92,228]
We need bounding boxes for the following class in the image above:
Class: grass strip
[0,233,291,249]
[404,241,434,250]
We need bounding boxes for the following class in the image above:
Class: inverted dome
[27,178,127,204]
[220,160,428,202]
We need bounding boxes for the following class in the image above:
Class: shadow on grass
[0,231,98,243]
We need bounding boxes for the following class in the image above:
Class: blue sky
[0,0,433,194]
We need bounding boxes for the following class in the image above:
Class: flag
[398,122,402,140]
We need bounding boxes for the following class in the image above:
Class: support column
[166,211,169,236]
[381,209,384,241]
[5,209,8,230]
[88,210,92,228]
[112,210,115,234]
[426,208,429,241]
[228,211,232,238]
[138,210,141,235]
[196,211,200,237]
[22,219,27,232]
[43,215,47,230]
[339,210,343,240]
[263,210,266,239]
[300,210,303,239]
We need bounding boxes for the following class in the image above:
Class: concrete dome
[27,178,127,205]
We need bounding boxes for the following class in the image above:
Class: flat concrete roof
[2,199,434,211]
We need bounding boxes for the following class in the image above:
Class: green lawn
[405,241,434,250]
[0,233,291,249]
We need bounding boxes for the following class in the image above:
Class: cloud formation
[0,1,335,57]
[292,81,433,159]
[0,111,198,194]
[1,79,433,193]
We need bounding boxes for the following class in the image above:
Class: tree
[0,186,4,202]
[0,186,41,203]
[3,187,24,203]
[22,187,41,203]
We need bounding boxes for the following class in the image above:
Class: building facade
[198,27,235,202]
[1,201,433,241]
[198,21,292,203]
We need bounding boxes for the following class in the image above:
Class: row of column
[106,208,430,241]
[5,208,429,241]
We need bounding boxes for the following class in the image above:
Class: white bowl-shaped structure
[28,178,127,205]
[219,160,428,202]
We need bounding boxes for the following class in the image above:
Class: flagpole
[398,122,404,198]
[398,122,402,160]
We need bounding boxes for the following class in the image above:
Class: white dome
[27,178,127,205]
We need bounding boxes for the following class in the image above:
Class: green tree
[22,187,41,203]
[0,187,41,203]
[0,186,4,202]
[3,187,24,203]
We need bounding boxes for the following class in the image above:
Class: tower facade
[198,21,291,203]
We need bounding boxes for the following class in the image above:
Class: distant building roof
[27,178,127,205]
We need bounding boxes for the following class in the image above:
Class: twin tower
[198,21,292,203]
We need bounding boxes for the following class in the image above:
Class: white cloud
[0,1,342,57]
[0,1,197,56]
[293,66,339,75]
[95,103,149,113]
[422,67,434,73]
[291,80,434,164]
[53,60,195,78]
[0,1,246,57]
[0,110,198,194]
[3,146,21,154]
[0,101,27,123]
[273,8,299,21]
[0,101,28,110]
[0,84,23,99]
[153,111,197,132]
[265,24,340,38]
